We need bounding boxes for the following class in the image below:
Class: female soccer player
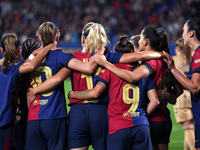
[15,38,41,150]
[27,22,165,150]
[68,35,160,150]
[0,33,57,150]
[173,37,195,150]
[67,22,123,150]
[164,17,200,150]
[25,21,103,150]
[92,26,183,150]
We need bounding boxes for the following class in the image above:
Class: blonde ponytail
[82,22,109,54]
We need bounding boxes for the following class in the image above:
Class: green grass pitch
[64,79,184,150]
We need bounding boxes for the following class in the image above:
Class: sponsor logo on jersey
[33,99,48,105]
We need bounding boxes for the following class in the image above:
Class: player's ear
[189,30,194,38]
[81,36,85,44]
[144,39,148,46]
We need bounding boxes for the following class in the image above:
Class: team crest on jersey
[194,59,200,64]
[33,100,40,106]
[123,112,131,118]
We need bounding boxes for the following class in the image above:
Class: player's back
[98,63,155,134]
[69,50,123,105]
[173,55,190,77]
[28,50,73,121]
[0,61,22,127]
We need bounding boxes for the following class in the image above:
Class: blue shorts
[15,122,27,150]
[68,104,108,150]
[107,125,152,150]
[195,125,200,148]
[0,123,14,150]
[25,118,67,150]
[149,120,172,145]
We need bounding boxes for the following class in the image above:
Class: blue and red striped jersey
[97,63,156,134]
[28,50,74,121]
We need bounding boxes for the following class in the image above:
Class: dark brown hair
[1,33,20,73]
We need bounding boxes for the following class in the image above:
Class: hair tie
[156,28,164,35]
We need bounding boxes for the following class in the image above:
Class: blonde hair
[1,33,20,73]
[130,35,140,49]
[82,22,109,54]
[36,22,60,47]
[176,38,192,65]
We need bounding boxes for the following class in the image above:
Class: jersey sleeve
[96,68,110,87]
[191,48,200,74]
[145,76,156,91]
[105,51,123,64]
[56,50,75,68]
[142,60,157,75]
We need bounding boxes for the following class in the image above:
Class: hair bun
[156,28,164,35]
[119,35,129,46]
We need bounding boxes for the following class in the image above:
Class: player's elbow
[155,99,160,106]
[85,69,93,75]
[191,88,200,95]
[128,75,138,83]
[82,67,94,75]
[55,77,65,84]
[93,92,100,99]
[90,90,100,99]
[129,78,136,83]
[28,64,37,72]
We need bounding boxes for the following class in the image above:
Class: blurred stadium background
[0,0,200,55]
[1,0,200,149]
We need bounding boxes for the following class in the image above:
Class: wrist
[103,61,109,68]
[33,88,39,95]
[170,67,176,73]
[68,90,73,99]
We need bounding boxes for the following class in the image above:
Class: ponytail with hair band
[156,28,164,35]
[156,28,169,53]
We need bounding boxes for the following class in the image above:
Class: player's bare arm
[27,67,71,103]
[119,51,165,64]
[147,89,160,117]
[19,44,58,74]
[68,81,107,100]
[164,51,200,95]
[91,57,150,84]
